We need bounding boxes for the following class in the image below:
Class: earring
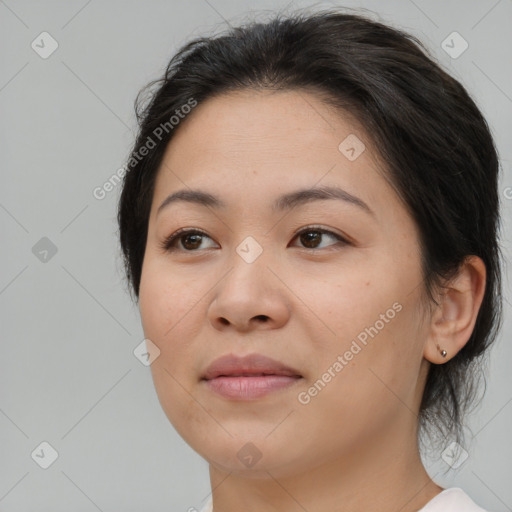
[436,343,447,358]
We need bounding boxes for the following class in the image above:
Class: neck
[207,418,442,512]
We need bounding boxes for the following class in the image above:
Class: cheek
[300,265,397,341]
[150,362,209,452]
[139,260,203,342]
[303,261,424,397]
[139,266,206,434]
[292,304,422,453]
[139,260,217,403]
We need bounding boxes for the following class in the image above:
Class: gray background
[1,0,511,510]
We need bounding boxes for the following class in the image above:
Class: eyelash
[159,225,350,253]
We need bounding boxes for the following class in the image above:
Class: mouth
[201,353,303,400]
[203,374,302,400]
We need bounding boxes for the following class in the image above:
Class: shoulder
[420,487,491,512]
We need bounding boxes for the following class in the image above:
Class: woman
[117,7,503,512]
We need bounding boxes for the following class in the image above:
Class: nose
[207,246,291,332]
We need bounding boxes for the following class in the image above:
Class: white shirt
[198,487,489,512]
[418,487,489,511]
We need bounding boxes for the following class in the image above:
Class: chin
[184,432,311,479]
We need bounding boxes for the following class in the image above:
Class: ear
[423,255,487,364]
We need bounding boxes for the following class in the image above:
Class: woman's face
[139,89,432,478]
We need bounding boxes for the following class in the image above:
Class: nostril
[254,315,269,322]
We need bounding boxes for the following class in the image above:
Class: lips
[202,353,302,380]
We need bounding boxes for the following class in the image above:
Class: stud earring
[436,343,447,357]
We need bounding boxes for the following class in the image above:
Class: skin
[138,89,486,512]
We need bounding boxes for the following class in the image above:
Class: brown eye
[291,226,349,250]
[179,232,204,250]
[160,229,216,252]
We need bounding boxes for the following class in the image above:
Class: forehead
[163,88,365,156]
[150,89,406,227]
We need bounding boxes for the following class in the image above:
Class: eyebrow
[156,185,375,217]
